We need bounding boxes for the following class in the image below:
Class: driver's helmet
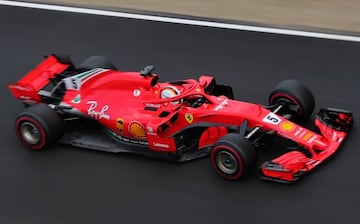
[160,85,180,104]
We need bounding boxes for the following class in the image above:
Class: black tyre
[210,133,257,180]
[78,55,117,70]
[15,103,64,150]
[269,80,315,121]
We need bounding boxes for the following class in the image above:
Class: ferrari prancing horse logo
[185,113,194,124]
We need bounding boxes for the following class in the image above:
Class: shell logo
[129,121,146,138]
[280,121,295,132]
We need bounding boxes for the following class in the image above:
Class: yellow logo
[116,118,124,132]
[280,121,295,132]
[185,113,194,124]
[129,121,146,138]
[303,132,313,141]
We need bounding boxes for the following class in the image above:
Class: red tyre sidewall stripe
[210,145,244,180]
[270,93,304,115]
[15,117,47,150]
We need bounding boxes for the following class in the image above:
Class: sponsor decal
[19,96,37,105]
[9,85,32,91]
[185,113,194,124]
[280,121,295,132]
[294,127,304,137]
[296,129,318,143]
[308,135,317,143]
[129,121,146,138]
[21,99,37,105]
[71,78,78,89]
[87,101,110,120]
[214,99,228,111]
[66,77,80,90]
[133,89,141,97]
[153,142,169,148]
[263,112,282,125]
[302,132,313,141]
[147,126,154,133]
[331,132,342,142]
[116,118,124,132]
[307,159,321,166]
[332,132,338,141]
[145,103,160,108]
[71,94,81,104]
[107,130,148,146]
[314,139,327,147]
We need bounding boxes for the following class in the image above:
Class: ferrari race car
[9,54,353,183]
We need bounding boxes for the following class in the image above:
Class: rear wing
[8,54,73,104]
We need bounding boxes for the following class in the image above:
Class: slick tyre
[210,134,257,180]
[15,103,64,150]
[269,80,315,121]
[78,55,117,70]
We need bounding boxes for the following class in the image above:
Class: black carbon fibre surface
[1,5,359,224]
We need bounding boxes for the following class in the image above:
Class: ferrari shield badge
[185,113,194,124]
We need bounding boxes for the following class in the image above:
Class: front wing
[261,108,353,183]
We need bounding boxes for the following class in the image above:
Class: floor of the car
[58,127,209,162]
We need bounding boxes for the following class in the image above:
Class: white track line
[1,0,360,42]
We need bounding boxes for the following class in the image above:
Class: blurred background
[30,0,360,34]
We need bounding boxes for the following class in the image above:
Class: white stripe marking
[1,0,360,42]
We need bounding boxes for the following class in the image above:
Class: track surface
[1,6,359,224]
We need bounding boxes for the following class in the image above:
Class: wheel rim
[19,121,41,145]
[216,150,238,175]
[273,96,302,116]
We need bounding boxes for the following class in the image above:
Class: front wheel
[15,103,64,150]
[210,134,257,180]
[269,80,315,121]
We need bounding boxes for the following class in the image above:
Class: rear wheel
[15,103,64,150]
[269,80,315,121]
[210,134,257,180]
[78,55,117,70]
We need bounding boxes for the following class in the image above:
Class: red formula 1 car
[9,54,353,183]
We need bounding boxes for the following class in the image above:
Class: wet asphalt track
[1,5,360,224]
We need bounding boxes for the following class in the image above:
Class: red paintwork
[8,55,70,103]
[9,56,353,182]
[63,70,268,151]
[198,126,228,149]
